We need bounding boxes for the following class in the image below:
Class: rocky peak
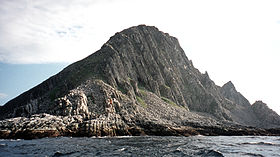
[100,25,195,109]
[251,101,280,128]
[222,81,236,91]
[221,81,251,107]
[251,101,274,114]
[0,24,192,119]
[0,24,279,130]
[252,100,267,108]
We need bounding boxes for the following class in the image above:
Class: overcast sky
[0,0,279,114]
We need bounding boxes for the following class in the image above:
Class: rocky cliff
[0,25,279,139]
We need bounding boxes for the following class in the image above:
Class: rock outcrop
[251,101,280,128]
[220,81,259,127]
[0,25,279,139]
[221,81,251,107]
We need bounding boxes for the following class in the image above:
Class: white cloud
[0,0,279,114]
[0,93,7,99]
[0,0,112,64]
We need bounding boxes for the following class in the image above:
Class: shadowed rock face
[0,25,280,139]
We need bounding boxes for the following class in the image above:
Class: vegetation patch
[161,97,177,107]
[138,88,147,97]
[163,84,171,89]
[136,96,147,108]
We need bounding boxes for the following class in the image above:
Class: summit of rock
[221,81,250,107]
[222,81,236,91]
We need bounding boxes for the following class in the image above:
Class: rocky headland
[1,25,280,139]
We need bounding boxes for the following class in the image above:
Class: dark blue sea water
[0,136,280,157]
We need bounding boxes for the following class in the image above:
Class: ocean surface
[0,136,280,157]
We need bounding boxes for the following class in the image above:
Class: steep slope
[0,47,109,119]
[0,25,280,137]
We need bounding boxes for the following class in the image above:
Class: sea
[0,136,280,157]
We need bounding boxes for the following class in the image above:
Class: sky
[0,0,279,114]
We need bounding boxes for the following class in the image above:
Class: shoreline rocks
[1,113,280,140]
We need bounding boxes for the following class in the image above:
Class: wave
[9,139,21,141]
[52,151,79,157]
[197,149,224,157]
[243,152,265,157]
[241,142,280,146]
[91,135,133,139]
[116,147,127,152]
[110,136,134,138]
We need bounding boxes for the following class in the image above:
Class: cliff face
[0,25,280,139]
